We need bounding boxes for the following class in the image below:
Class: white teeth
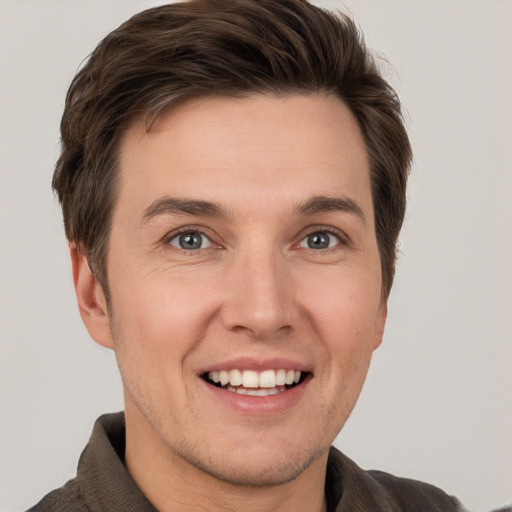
[208,368,305,391]
[219,370,229,386]
[226,385,286,396]
[242,370,259,388]
[259,369,276,388]
[275,369,286,386]
[229,369,242,387]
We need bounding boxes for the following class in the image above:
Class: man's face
[95,93,386,485]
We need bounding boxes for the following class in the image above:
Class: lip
[197,356,312,375]
[198,358,313,417]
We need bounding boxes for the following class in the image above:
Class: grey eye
[299,231,340,250]
[169,231,212,250]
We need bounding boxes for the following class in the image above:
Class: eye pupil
[308,232,330,249]
[179,232,202,250]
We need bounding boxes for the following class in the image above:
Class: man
[29,1,466,510]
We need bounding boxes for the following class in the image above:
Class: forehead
[116,93,371,219]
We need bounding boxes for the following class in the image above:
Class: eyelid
[295,226,351,249]
[161,224,350,252]
[168,231,212,249]
[162,225,221,250]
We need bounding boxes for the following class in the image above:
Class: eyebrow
[296,195,366,225]
[141,197,227,224]
[140,194,365,225]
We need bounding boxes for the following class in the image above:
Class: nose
[220,246,297,339]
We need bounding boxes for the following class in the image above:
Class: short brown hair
[53,0,412,298]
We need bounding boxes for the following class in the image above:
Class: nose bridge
[222,240,294,338]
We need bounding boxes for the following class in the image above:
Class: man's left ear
[69,243,114,349]
[373,300,387,350]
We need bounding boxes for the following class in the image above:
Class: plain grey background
[0,1,511,511]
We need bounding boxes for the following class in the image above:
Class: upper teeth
[207,369,301,388]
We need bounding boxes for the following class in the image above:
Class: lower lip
[200,376,311,415]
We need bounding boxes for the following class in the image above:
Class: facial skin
[73,93,387,512]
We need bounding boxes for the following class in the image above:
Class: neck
[124,407,328,512]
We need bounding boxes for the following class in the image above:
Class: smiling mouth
[202,369,308,396]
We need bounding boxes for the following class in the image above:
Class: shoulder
[367,468,464,511]
[326,446,465,512]
[26,477,90,512]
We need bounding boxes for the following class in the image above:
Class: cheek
[304,269,381,334]
[109,269,221,358]
[301,271,382,375]
[107,275,213,412]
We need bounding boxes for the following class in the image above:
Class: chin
[180,439,325,487]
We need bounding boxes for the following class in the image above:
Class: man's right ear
[69,243,114,349]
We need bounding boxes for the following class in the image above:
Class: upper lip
[197,357,312,375]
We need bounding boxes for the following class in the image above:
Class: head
[54,0,411,302]
[55,0,412,497]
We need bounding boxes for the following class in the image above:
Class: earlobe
[69,243,114,349]
[373,300,387,350]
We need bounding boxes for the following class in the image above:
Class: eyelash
[162,227,212,252]
[297,228,346,251]
[163,226,349,253]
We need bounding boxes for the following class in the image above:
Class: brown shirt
[28,412,465,512]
